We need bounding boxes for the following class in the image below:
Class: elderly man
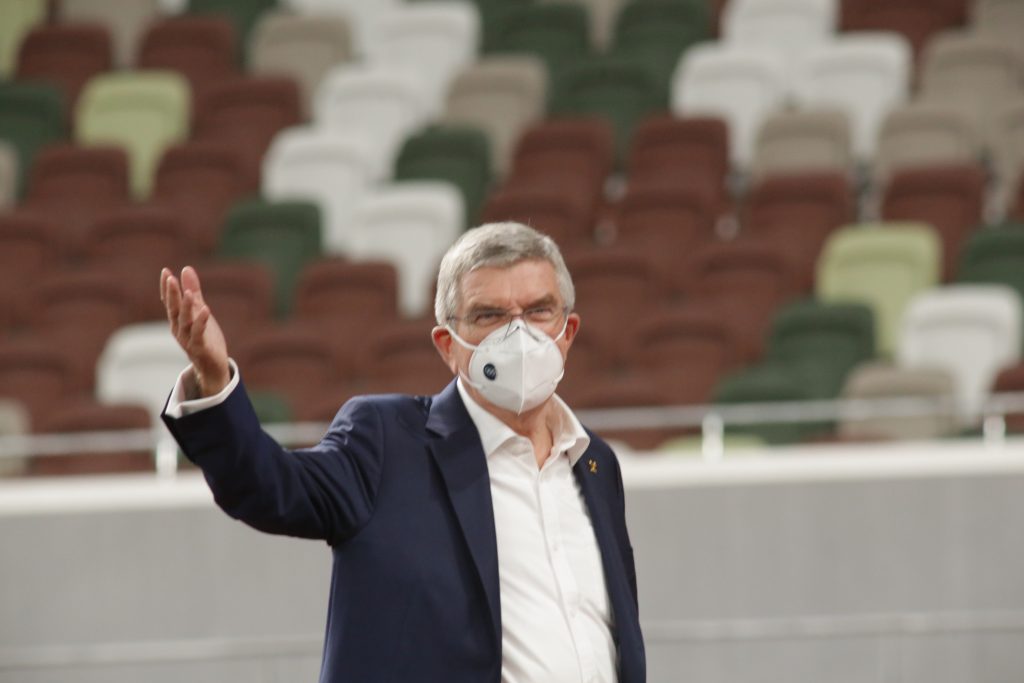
[160,222,645,683]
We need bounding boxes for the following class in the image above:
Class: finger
[159,268,169,303]
[191,305,210,346]
[178,290,195,343]
[181,265,205,306]
[165,275,182,335]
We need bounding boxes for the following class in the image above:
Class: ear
[562,312,581,348]
[431,325,458,374]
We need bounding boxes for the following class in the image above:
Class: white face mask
[447,318,567,415]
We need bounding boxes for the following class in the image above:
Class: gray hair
[434,222,575,325]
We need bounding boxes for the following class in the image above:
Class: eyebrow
[465,294,559,315]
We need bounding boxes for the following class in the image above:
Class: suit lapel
[425,381,501,644]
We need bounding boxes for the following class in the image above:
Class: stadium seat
[1012,179,1024,223]
[281,0,401,55]
[956,224,1024,323]
[671,43,790,169]
[75,71,190,199]
[988,98,1024,218]
[294,260,401,343]
[626,115,729,206]
[262,126,381,253]
[249,11,353,117]
[550,55,667,161]
[610,0,711,88]
[880,163,986,279]
[722,0,838,64]
[234,323,351,416]
[0,339,86,425]
[751,109,852,180]
[29,401,155,476]
[346,182,464,318]
[712,362,824,444]
[15,24,114,106]
[479,184,596,252]
[838,362,958,441]
[193,76,302,170]
[58,0,162,68]
[152,141,257,253]
[898,285,1021,423]
[394,126,492,227]
[219,199,322,317]
[362,2,480,112]
[817,222,942,356]
[82,206,196,283]
[0,399,29,476]
[567,375,685,451]
[137,17,238,102]
[741,171,854,286]
[840,0,966,57]
[485,3,591,75]
[314,64,433,174]
[0,0,47,78]
[96,322,191,424]
[612,182,718,277]
[873,102,981,184]
[22,145,131,252]
[0,214,61,292]
[971,0,1024,37]
[547,0,623,50]
[193,261,275,340]
[185,0,278,49]
[793,33,912,162]
[0,143,14,210]
[360,320,454,397]
[992,362,1024,432]
[442,55,547,175]
[0,82,66,195]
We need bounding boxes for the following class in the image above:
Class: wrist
[196,365,231,398]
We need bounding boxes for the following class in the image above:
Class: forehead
[458,259,561,310]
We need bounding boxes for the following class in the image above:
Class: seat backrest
[550,0,627,50]
[0,143,15,210]
[672,43,790,168]
[219,198,322,316]
[16,24,113,105]
[838,362,958,440]
[442,55,547,175]
[898,284,1022,423]
[0,340,83,423]
[363,2,480,111]
[249,11,353,117]
[29,401,155,476]
[613,0,711,53]
[96,322,189,423]
[987,97,1024,214]
[480,184,595,250]
[992,361,1024,432]
[280,0,401,55]
[794,33,911,160]
[816,222,942,356]
[0,214,60,290]
[957,226,1024,313]
[751,108,852,179]
[346,181,463,318]
[0,82,66,194]
[234,323,347,407]
[262,126,381,253]
[613,182,717,273]
[722,0,838,63]
[486,3,590,75]
[313,64,432,171]
[59,0,162,67]
[83,205,196,275]
[626,114,729,196]
[185,0,278,48]
[75,71,190,198]
[971,0,1024,37]
[873,102,980,183]
[679,241,802,318]
[295,259,400,331]
[0,0,47,77]
[137,16,238,97]
[27,269,137,351]
[194,261,275,339]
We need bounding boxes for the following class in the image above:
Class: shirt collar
[456,378,591,466]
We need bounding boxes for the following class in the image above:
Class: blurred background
[1,0,1023,681]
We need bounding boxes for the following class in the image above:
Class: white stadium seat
[262,126,381,254]
[898,285,1022,424]
[672,43,790,169]
[794,33,912,162]
[96,322,189,425]
[722,0,838,64]
[281,0,401,55]
[347,181,464,318]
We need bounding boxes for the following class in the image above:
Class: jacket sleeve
[612,450,639,612]
[162,379,385,545]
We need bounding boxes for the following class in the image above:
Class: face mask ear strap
[445,324,478,351]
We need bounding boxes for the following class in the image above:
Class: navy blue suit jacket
[162,379,645,683]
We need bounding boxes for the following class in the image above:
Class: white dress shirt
[166,365,618,682]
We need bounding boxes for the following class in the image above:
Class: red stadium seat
[16,24,113,106]
[137,16,238,103]
[29,401,154,476]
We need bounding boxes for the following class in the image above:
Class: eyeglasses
[449,305,568,333]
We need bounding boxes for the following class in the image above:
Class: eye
[472,311,506,326]
[525,306,556,322]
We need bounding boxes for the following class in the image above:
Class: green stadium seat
[75,71,190,199]
[610,0,711,88]
[394,126,492,227]
[0,0,47,77]
[218,199,322,317]
[816,222,941,357]
[486,3,591,76]
[713,363,825,445]
[956,223,1024,304]
[550,55,666,161]
[0,82,65,196]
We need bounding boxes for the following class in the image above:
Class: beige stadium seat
[873,102,981,184]
[442,56,547,175]
[751,108,852,179]
[919,32,1024,133]
[0,399,29,476]
[59,0,162,68]
[346,181,464,318]
[0,0,46,77]
[262,126,382,254]
[671,43,790,169]
[838,362,958,441]
[0,142,15,210]
[249,11,353,118]
[794,33,912,162]
[971,0,1024,39]
[988,98,1024,218]
[363,2,480,113]
[313,64,432,173]
[96,322,189,425]
[281,0,401,55]
[898,284,1023,424]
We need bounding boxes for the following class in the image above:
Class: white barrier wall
[2,439,1024,683]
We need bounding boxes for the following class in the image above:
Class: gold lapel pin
[588,459,597,474]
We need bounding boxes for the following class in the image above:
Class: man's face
[432,259,580,400]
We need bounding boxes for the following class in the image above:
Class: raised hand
[160,266,230,397]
